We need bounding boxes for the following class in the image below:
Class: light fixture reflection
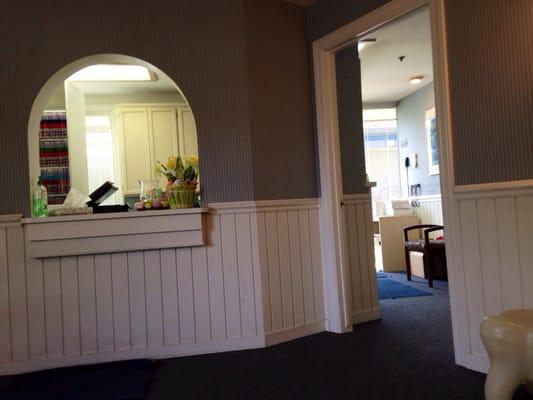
[67,65,155,82]
[409,76,424,85]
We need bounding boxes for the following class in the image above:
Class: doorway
[312,0,465,362]
[358,9,446,302]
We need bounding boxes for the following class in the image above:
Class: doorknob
[340,201,345,207]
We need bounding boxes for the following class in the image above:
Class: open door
[335,45,381,326]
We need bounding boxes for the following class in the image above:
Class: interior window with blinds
[363,108,402,215]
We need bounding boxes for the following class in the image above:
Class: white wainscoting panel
[343,195,380,324]
[211,200,326,345]
[412,195,443,226]
[450,189,533,372]
[0,200,326,374]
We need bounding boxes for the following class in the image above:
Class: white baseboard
[265,321,326,346]
[0,336,266,376]
[458,353,489,374]
[0,321,331,375]
[352,308,381,325]
[456,352,489,375]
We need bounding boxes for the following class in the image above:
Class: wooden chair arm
[403,224,441,241]
[423,225,444,244]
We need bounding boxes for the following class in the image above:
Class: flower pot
[170,189,196,209]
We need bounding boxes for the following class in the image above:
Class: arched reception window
[28,54,199,213]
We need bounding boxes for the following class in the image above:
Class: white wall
[398,83,441,197]
[0,199,325,374]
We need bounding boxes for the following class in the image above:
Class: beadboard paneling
[412,196,443,238]
[343,195,380,323]
[250,204,325,336]
[452,190,533,370]
[0,200,325,374]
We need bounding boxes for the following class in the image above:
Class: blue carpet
[376,272,389,279]
[378,278,432,300]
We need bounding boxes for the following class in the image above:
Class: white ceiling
[72,71,179,97]
[359,8,433,105]
[45,69,183,108]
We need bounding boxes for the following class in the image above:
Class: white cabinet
[149,107,179,166]
[177,107,198,156]
[378,215,420,272]
[115,104,196,196]
[117,107,152,195]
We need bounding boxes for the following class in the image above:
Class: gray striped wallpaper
[445,0,533,185]
[307,0,390,195]
[335,46,368,194]
[245,0,318,200]
[0,0,318,215]
[307,0,392,41]
[1,0,253,214]
[308,0,533,189]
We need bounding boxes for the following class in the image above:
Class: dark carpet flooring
[2,273,532,399]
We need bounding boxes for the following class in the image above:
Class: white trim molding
[454,180,533,197]
[312,0,433,338]
[0,214,22,229]
[352,307,381,325]
[342,193,372,204]
[208,198,319,214]
[265,321,326,347]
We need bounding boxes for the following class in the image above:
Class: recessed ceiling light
[409,76,424,85]
[357,38,376,53]
[67,65,155,82]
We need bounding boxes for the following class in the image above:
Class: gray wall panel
[0,0,254,214]
[307,0,390,196]
[336,46,368,194]
[308,0,533,189]
[245,0,318,200]
[307,0,392,41]
[445,0,533,185]
[397,83,441,196]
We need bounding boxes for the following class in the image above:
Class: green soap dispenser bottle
[32,179,43,217]
[38,176,48,216]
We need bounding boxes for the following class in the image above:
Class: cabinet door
[379,215,420,272]
[177,107,198,157]
[148,107,179,172]
[117,108,151,195]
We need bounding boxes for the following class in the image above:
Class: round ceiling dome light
[409,75,424,85]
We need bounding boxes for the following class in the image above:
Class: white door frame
[313,0,466,363]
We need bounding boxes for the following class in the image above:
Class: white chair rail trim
[208,198,320,214]
[0,214,22,229]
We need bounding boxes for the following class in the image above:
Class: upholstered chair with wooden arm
[403,224,446,288]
